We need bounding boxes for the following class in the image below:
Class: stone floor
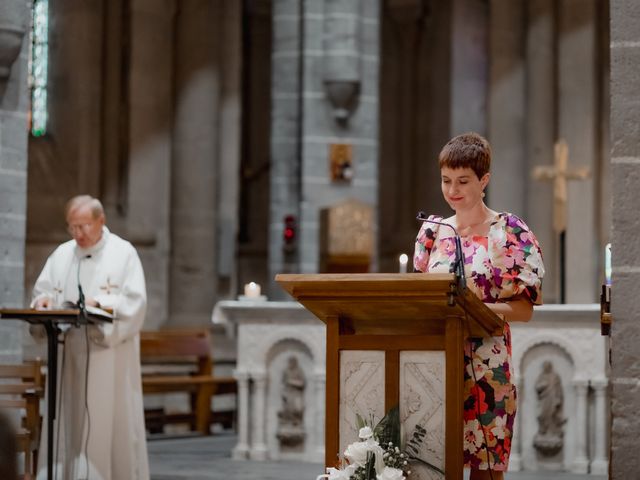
[147,433,607,480]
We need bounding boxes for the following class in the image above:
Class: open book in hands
[61,301,114,320]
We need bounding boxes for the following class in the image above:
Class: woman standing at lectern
[413,132,545,480]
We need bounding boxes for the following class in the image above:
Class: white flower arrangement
[316,408,443,480]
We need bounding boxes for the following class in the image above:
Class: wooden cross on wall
[532,139,590,234]
[532,139,591,302]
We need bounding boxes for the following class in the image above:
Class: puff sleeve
[495,213,545,304]
[413,215,442,273]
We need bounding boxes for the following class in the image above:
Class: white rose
[376,466,405,480]
[322,465,356,480]
[344,440,371,466]
[359,426,374,440]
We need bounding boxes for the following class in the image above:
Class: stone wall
[268,0,381,295]
[610,1,640,478]
[0,0,30,361]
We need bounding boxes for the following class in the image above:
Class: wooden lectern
[276,273,503,479]
[0,308,112,480]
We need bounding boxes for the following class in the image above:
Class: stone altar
[212,300,325,462]
[213,301,608,474]
[510,304,608,475]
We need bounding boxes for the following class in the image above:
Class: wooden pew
[0,358,45,479]
[140,329,236,435]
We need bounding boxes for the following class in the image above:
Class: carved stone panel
[339,350,385,456]
[400,351,446,480]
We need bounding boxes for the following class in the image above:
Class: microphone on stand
[77,254,92,324]
[416,211,466,291]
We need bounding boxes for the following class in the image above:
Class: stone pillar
[215,1,242,293]
[591,378,609,474]
[487,0,525,214]
[169,0,220,326]
[269,0,381,291]
[0,0,29,362]
[314,370,326,458]
[250,371,268,460]
[46,0,104,196]
[127,0,175,328]
[268,0,303,297]
[571,379,589,473]
[233,370,251,460]
[301,0,380,273]
[450,0,488,135]
[610,2,640,479]
[525,0,558,302]
[559,0,598,303]
[509,376,523,471]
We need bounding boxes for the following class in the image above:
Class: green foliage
[355,412,368,431]
[404,424,426,457]
[350,405,446,478]
[373,405,400,447]
[403,423,445,476]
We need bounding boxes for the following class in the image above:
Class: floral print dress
[413,212,544,471]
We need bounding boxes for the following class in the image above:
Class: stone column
[269,0,381,290]
[559,0,598,303]
[450,0,488,135]
[571,378,589,473]
[314,370,326,459]
[591,378,609,474]
[127,0,175,328]
[301,0,381,273]
[250,371,268,460]
[509,376,523,471]
[525,0,558,302]
[215,1,242,291]
[169,0,220,326]
[487,0,525,214]
[268,0,303,297]
[0,0,29,362]
[610,2,640,478]
[233,370,251,460]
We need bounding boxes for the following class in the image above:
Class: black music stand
[0,308,112,480]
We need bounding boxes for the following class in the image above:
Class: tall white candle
[604,243,611,285]
[399,254,408,274]
[244,282,261,298]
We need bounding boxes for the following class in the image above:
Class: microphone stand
[416,211,467,292]
[76,255,90,325]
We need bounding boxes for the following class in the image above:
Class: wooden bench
[140,329,236,435]
[0,358,45,479]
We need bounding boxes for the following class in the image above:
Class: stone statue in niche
[533,361,566,456]
[276,356,306,449]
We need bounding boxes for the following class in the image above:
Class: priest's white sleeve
[91,246,147,348]
[30,255,56,308]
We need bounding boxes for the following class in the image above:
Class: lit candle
[244,282,261,298]
[399,253,408,274]
[605,243,611,285]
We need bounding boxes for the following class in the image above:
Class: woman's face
[441,166,489,212]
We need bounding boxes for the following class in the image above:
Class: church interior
[1,0,639,478]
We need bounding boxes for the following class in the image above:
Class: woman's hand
[486,295,533,322]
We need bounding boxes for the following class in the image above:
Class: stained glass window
[29,0,49,137]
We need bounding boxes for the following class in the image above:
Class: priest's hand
[86,298,100,308]
[33,297,52,310]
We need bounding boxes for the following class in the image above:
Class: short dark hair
[438,132,491,179]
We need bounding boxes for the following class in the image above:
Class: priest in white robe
[32,195,149,480]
